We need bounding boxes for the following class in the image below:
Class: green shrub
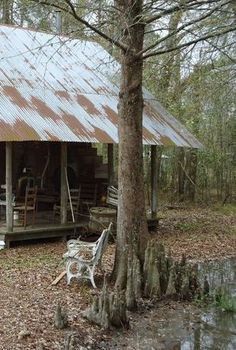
[214,288,236,312]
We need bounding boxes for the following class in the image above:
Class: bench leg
[66,259,75,285]
[66,259,97,288]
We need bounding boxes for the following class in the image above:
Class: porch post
[108,143,114,185]
[60,142,67,224]
[151,145,158,217]
[6,142,13,232]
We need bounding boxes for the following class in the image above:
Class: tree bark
[177,148,186,201]
[149,146,163,213]
[2,0,11,24]
[84,279,129,329]
[114,0,148,307]
[185,149,198,201]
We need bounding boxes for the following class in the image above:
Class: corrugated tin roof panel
[0,25,202,148]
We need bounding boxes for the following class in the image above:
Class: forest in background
[1,0,235,205]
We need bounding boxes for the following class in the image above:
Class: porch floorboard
[0,213,89,248]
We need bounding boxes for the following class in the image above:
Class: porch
[0,140,160,248]
[0,208,160,248]
[0,141,111,246]
[0,208,89,248]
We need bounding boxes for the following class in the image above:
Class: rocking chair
[14,186,38,228]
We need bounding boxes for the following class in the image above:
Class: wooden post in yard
[60,142,67,224]
[6,142,13,232]
[108,143,114,185]
[151,145,158,218]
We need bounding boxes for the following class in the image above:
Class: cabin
[0,25,202,247]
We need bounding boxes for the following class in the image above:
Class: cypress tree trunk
[113,0,149,308]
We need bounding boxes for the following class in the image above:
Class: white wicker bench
[63,223,112,288]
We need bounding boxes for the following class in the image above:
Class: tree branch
[138,0,231,57]
[35,0,129,52]
[142,25,236,59]
[144,0,223,25]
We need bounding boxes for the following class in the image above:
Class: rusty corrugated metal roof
[0,25,202,148]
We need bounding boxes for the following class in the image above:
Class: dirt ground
[0,206,235,350]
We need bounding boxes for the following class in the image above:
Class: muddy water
[182,258,236,350]
[99,258,236,350]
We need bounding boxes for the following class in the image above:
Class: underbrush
[212,204,236,216]
[214,287,236,313]
[175,221,204,232]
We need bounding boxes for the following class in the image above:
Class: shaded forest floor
[154,204,236,261]
[0,205,235,349]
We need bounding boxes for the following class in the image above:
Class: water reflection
[101,258,236,350]
[182,258,236,350]
[182,310,236,349]
[198,258,236,292]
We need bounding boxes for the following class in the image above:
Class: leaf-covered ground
[0,206,235,349]
[155,206,236,262]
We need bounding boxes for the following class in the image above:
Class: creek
[181,258,236,350]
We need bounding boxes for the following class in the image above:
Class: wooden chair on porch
[53,187,81,222]
[17,176,35,198]
[14,186,38,228]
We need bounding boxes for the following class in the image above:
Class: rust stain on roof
[13,119,41,140]
[55,90,72,101]
[2,86,30,109]
[0,119,40,141]
[93,126,114,143]
[159,135,175,146]
[0,120,16,141]
[60,110,92,139]
[144,100,193,147]
[102,105,118,125]
[144,102,166,125]
[142,127,158,144]
[0,25,202,148]
[76,94,100,115]
[44,131,61,141]
[30,97,61,122]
